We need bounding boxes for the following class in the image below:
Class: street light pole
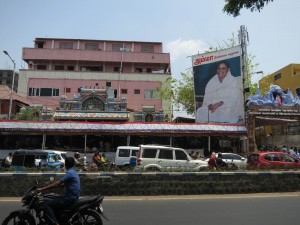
[3,50,16,120]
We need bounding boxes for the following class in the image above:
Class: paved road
[1,193,299,225]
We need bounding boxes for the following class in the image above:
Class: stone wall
[0,171,300,197]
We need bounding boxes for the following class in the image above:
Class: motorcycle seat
[71,195,104,210]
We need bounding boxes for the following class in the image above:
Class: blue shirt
[61,167,80,201]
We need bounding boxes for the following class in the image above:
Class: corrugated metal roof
[0,120,247,136]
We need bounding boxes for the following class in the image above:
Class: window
[118,149,130,157]
[37,65,47,70]
[141,45,154,53]
[37,42,44,48]
[280,154,295,162]
[114,89,118,98]
[67,66,74,71]
[29,88,59,97]
[55,65,64,70]
[134,89,140,94]
[112,44,123,52]
[158,149,173,160]
[121,89,127,94]
[114,67,121,72]
[28,88,40,96]
[80,66,103,71]
[85,43,98,51]
[40,88,52,96]
[132,150,139,157]
[106,82,111,87]
[264,154,279,161]
[142,149,157,158]
[135,68,142,73]
[78,88,82,93]
[65,88,71,93]
[59,42,73,49]
[53,89,59,96]
[296,88,300,96]
[175,150,188,160]
[274,73,281,80]
[144,90,160,99]
[147,68,152,73]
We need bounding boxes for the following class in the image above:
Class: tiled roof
[0,85,30,105]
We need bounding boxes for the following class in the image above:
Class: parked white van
[136,145,208,171]
[115,146,139,167]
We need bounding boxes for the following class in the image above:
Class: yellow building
[255,64,300,149]
[259,63,300,96]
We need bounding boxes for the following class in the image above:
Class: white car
[115,146,139,167]
[135,145,208,171]
[216,152,247,169]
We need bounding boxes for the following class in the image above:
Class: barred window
[141,45,154,53]
[112,44,123,52]
[85,43,98,50]
[67,66,74,71]
[55,65,64,70]
[37,65,47,70]
[59,42,73,49]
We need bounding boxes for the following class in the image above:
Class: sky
[0,0,299,117]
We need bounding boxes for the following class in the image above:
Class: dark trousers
[40,196,74,225]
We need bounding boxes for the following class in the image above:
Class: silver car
[216,152,247,169]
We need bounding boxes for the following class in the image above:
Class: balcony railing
[23,48,170,64]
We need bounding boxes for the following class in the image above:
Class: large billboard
[193,46,244,124]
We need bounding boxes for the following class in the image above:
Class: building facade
[252,64,300,149]
[259,64,300,96]
[19,38,172,120]
[0,70,19,92]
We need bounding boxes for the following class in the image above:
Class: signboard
[193,46,243,123]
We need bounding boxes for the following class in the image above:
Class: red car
[247,151,300,169]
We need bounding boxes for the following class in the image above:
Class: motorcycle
[2,181,108,225]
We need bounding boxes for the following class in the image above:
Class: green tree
[15,108,41,120]
[223,0,274,17]
[159,72,195,115]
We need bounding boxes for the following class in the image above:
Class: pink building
[19,38,171,120]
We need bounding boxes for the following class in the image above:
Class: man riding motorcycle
[37,157,80,225]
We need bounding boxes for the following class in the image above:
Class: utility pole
[3,50,16,120]
[239,25,249,122]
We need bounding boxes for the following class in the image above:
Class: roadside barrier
[0,171,300,197]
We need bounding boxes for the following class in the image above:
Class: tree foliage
[223,0,274,17]
[15,108,41,120]
[159,72,195,115]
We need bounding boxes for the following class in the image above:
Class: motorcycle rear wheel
[2,214,34,225]
[71,209,102,225]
